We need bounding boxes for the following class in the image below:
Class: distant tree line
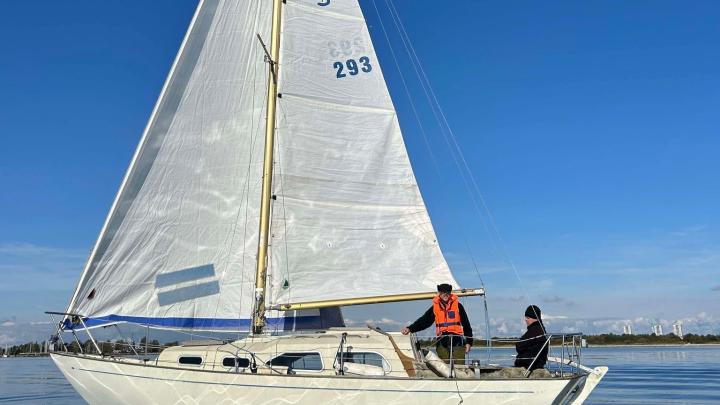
[63,337,167,355]
[416,333,720,348]
[3,338,182,356]
[4,341,44,356]
[585,333,720,346]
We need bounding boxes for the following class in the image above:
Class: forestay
[63,0,457,331]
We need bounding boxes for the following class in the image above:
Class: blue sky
[1,1,719,343]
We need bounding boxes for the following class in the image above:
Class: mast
[253,0,283,335]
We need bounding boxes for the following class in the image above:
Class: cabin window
[178,356,203,365]
[268,352,323,371]
[337,352,391,372]
[223,357,250,368]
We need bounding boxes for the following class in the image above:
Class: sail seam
[270,194,427,211]
[285,1,364,22]
[278,92,395,114]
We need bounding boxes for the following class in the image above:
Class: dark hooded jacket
[514,320,548,370]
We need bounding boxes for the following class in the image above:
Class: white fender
[424,350,452,378]
[338,362,386,376]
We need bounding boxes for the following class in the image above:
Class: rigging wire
[465,240,492,364]
[369,0,443,178]
[236,18,272,340]
[371,0,492,255]
[379,0,497,257]
[263,93,295,335]
[274,96,294,311]
[380,0,535,306]
[373,0,493,280]
[372,1,506,349]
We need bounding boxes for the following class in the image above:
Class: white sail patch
[154,264,220,307]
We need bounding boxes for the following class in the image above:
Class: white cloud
[0,242,84,292]
[364,317,399,326]
[536,279,554,289]
[0,320,56,345]
[539,295,575,307]
[542,314,568,321]
[560,326,579,333]
[0,243,85,323]
[0,243,86,259]
[670,225,708,237]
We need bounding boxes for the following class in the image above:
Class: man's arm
[458,303,473,346]
[406,307,435,333]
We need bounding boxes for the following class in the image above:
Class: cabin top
[155,327,414,377]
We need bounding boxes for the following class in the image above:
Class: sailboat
[49,0,607,403]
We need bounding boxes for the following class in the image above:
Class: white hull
[52,353,604,404]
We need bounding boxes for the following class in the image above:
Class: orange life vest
[432,294,464,336]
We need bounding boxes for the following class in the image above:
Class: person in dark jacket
[401,284,473,362]
[514,305,548,370]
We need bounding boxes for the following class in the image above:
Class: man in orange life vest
[401,284,473,362]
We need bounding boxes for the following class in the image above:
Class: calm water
[0,346,718,404]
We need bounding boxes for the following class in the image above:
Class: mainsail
[65,0,457,331]
[269,1,456,305]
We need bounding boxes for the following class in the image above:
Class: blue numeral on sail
[334,61,346,78]
[333,57,372,79]
[346,59,359,75]
[359,56,372,72]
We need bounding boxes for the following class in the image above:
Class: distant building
[623,324,633,335]
[672,322,683,339]
[651,324,664,336]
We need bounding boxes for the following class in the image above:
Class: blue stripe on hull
[62,314,324,331]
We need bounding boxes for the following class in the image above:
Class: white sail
[66,0,273,330]
[268,0,457,306]
[65,0,457,331]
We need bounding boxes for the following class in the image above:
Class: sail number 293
[334,57,372,79]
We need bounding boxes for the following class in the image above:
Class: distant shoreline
[585,343,720,348]
[469,342,720,349]
[2,344,719,359]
